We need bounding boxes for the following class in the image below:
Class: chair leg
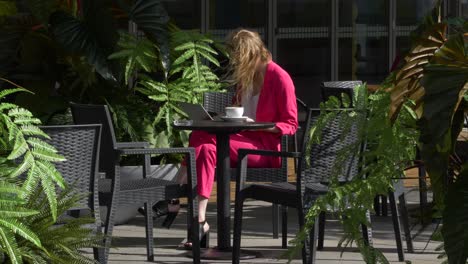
[144,202,154,261]
[418,164,428,225]
[281,205,288,249]
[302,217,318,264]
[381,195,388,216]
[374,196,381,216]
[398,193,414,253]
[317,212,326,250]
[388,191,405,261]
[272,203,279,239]
[361,210,373,247]
[233,195,245,264]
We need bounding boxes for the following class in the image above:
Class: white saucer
[220,116,248,122]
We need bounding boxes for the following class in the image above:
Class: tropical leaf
[442,167,468,264]
[0,218,41,248]
[49,1,119,83]
[419,32,468,209]
[389,23,447,121]
[0,227,22,264]
[0,1,17,17]
[25,0,57,24]
[118,0,170,72]
[108,31,158,84]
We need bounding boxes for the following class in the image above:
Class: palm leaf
[49,1,118,84]
[124,0,170,71]
[389,23,447,121]
[7,133,28,160]
[0,227,22,264]
[8,151,33,178]
[0,218,41,248]
[25,0,57,24]
[442,167,468,264]
[419,33,468,209]
[0,87,31,101]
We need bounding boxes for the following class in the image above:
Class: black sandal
[138,199,180,228]
[182,221,210,250]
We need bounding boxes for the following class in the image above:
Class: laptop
[179,102,214,121]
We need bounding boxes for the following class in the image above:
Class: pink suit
[190,61,298,198]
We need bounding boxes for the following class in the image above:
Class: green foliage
[0,0,170,121]
[0,83,101,263]
[17,186,102,264]
[290,84,419,263]
[108,29,224,148]
[170,30,223,92]
[416,20,468,264]
[0,1,16,17]
[442,167,468,264]
[108,31,159,85]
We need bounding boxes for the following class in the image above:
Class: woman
[174,28,298,248]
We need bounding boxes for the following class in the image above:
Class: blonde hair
[226,29,271,102]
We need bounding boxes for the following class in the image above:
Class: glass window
[463,0,468,18]
[396,0,433,26]
[276,0,331,108]
[163,0,201,30]
[277,0,329,27]
[338,0,389,84]
[277,39,331,108]
[208,0,267,41]
[395,0,434,64]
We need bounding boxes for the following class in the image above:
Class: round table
[173,120,275,259]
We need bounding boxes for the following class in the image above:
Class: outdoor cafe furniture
[321,80,427,222]
[42,124,104,263]
[173,120,275,259]
[203,91,298,248]
[232,108,413,264]
[70,103,201,263]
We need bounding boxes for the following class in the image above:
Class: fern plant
[17,186,102,264]
[0,81,66,221]
[0,80,102,263]
[290,84,419,264]
[109,29,225,148]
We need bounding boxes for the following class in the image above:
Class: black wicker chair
[321,80,363,106]
[70,103,200,263]
[320,81,414,259]
[203,91,293,248]
[233,108,370,264]
[41,124,104,263]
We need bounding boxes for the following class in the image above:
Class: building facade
[163,0,468,107]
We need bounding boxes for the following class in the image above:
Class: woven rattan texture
[203,92,289,183]
[301,110,362,185]
[42,126,98,210]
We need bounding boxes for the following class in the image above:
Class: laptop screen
[179,102,213,121]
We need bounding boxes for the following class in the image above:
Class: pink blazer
[238,61,298,167]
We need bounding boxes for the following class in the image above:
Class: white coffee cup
[225,106,244,118]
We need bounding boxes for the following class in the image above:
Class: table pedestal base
[188,247,259,260]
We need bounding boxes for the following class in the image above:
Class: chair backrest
[41,125,101,212]
[298,108,364,186]
[203,91,236,114]
[321,81,362,106]
[203,91,291,182]
[70,103,118,178]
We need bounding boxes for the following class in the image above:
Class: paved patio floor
[105,189,441,264]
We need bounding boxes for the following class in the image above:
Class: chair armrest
[236,149,301,191]
[115,141,150,149]
[115,147,198,198]
[118,147,194,156]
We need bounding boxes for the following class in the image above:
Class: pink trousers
[187,130,275,199]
